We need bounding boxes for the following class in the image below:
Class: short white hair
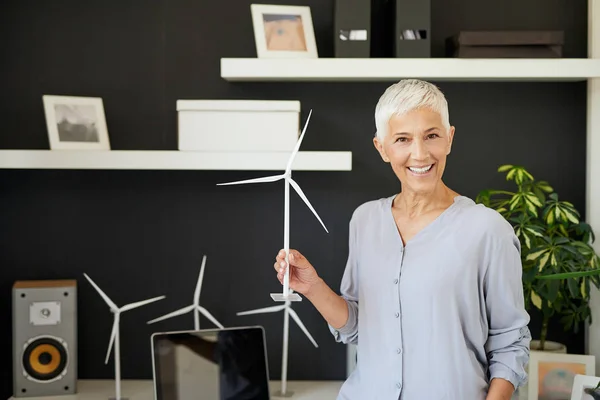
[374,79,450,141]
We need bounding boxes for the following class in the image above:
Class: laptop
[151,326,271,400]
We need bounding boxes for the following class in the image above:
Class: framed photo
[571,374,600,400]
[528,352,596,400]
[42,95,110,150]
[250,4,318,58]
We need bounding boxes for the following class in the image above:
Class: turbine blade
[288,308,319,348]
[147,305,195,324]
[105,317,118,364]
[83,273,118,310]
[198,306,224,329]
[217,174,284,186]
[285,109,313,172]
[289,178,328,233]
[121,295,165,312]
[194,255,207,305]
[237,305,286,316]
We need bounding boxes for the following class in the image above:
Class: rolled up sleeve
[484,220,531,390]
[329,213,359,345]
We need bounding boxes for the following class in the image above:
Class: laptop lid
[151,326,271,400]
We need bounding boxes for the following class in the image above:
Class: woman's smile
[407,163,435,176]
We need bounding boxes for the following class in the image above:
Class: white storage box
[176,100,300,152]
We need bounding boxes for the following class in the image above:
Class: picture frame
[250,4,318,59]
[42,95,110,150]
[571,374,600,400]
[528,352,596,400]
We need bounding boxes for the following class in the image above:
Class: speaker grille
[22,337,68,382]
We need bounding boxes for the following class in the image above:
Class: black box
[447,31,564,58]
[393,0,431,58]
[334,0,372,58]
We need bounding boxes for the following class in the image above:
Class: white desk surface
[8,379,345,400]
[7,379,529,399]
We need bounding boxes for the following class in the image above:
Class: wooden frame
[250,4,318,59]
[528,352,596,400]
[42,95,110,150]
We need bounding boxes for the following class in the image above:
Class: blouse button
[393,278,399,284]
[395,312,400,318]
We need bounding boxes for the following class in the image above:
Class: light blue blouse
[330,195,531,400]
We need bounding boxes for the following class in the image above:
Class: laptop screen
[152,326,271,400]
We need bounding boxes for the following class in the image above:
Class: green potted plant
[476,165,600,352]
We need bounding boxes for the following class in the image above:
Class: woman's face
[373,108,454,195]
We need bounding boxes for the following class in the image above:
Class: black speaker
[12,280,77,397]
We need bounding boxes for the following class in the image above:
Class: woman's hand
[274,249,322,295]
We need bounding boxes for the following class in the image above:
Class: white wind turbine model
[217,109,328,396]
[83,273,165,400]
[146,255,224,330]
[217,109,328,302]
[237,300,319,397]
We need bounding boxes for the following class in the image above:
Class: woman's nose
[411,139,428,160]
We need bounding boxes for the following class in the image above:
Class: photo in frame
[570,374,600,400]
[528,352,596,400]
[42,95,110,150]
[250,4,318,58]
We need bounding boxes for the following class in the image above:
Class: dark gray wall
[0,0,589,397]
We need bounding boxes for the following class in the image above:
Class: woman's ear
[373,136,390,162]
[447,126,455,155]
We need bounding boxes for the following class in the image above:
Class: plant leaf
[536,270,600,279]
[531,290,542,309]
[539,252,551,271]
[527,249,549,261]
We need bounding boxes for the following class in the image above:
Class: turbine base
[270,293,302,302]
[272,390,295,397]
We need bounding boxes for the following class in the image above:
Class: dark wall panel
[0,0,589,397]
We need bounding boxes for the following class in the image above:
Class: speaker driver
[22,336,68,382]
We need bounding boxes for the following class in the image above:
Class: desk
[7,380,529,399]
[7,380,345,400]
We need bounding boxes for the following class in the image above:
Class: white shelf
[7,379,346,400]
[0,150,352,171]
[221,58,600,82]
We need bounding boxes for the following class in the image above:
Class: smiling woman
[272,79,532,400]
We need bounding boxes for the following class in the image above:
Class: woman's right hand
[274,249,322,295]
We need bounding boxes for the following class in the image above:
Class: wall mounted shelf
[0,150,352,171]
[220,58,600,82]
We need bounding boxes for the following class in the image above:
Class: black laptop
[151,326,271,400]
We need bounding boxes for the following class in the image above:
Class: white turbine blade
[105,317,118,364]
[198,306,224,329]
[121,295,165,312]
[83,273,118,310]
[285,109,313,172]
[147,304,195,324]
[288,308,319,348]
[237,305,286,316]
[194,255,207,305]
[288,178,328,233]
[217,174,284,186]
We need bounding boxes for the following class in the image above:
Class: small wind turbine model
[83,273,165,400]
[217,109,328,302]
[217,109,328,396]
[237,300,319,397]
[146,255,224,330]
